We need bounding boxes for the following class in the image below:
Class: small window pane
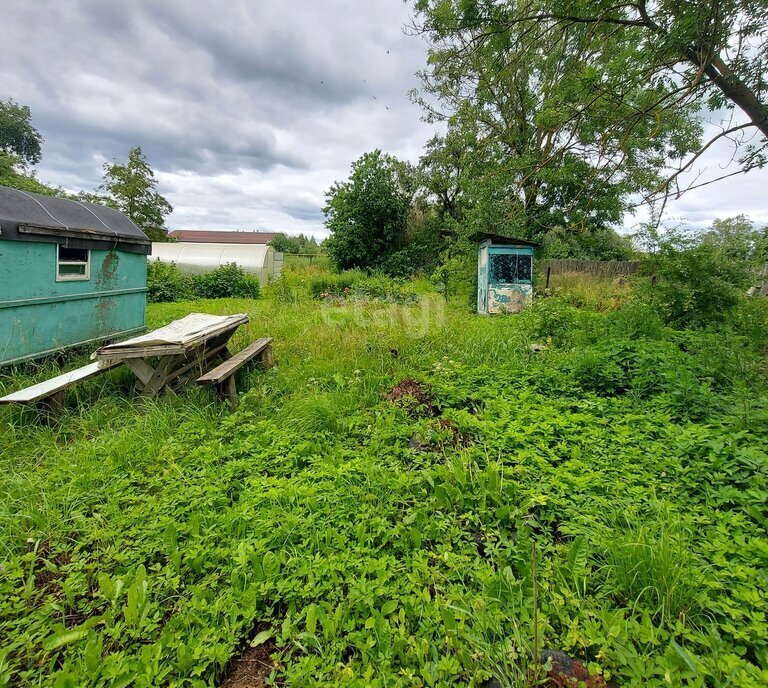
[57,245,90,280]
[516,255,532,281]
[58,263,87,276]
[58,246,89,263]
[490,253,532,283]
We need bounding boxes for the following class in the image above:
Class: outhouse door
[486,246,534,313]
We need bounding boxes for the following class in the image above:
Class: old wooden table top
[94,313,250,396]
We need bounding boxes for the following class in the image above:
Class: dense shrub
[640,234,752,327]
[540,224,635,260]
[374,245,425,278]
[308,270,365,298]
[192,263,261,299]
[309,270,419,303]
[147,261,260,302]
[146,260,192,302]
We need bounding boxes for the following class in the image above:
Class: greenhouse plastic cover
[151,242,277,281]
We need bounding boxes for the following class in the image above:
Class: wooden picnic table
[94,312,250,396]
[2,313,274,419]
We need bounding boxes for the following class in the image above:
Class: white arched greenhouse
[151,243,283,285]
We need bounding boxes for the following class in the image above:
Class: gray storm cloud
[2,0,766,235]
[1,0,432,235]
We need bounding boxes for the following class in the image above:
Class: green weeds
[1,272,767,686]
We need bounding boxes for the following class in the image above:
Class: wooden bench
[196,337,274,407]
[0,359,122,419]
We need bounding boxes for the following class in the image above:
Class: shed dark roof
[169,230,279,244]
[471,232,540,247]
[0,185,150,254]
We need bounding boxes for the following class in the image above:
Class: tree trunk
[684,49,768,139]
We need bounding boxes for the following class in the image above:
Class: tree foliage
[411,0,768,206]
[0,99,43,166]
[411,0,707,237]
[0,153,62,196]
[0,100,63,196]
[101,147,173,234]
[641,226,753,326]
[702,215,768,264]
[323,150,416,271]
[268,232,321,254]
[540,225,635,260]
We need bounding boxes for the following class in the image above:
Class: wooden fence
[539,259,641,278]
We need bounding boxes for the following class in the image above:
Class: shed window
[490,253,532,283]
[57,245,90,281]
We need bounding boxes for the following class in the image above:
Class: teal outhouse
[475,233,540,314]
[0,186,151,366]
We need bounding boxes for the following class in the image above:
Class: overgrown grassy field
[1,268,768,687]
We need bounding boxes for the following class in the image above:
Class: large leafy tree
[101,147,173,236]
[419,129,470,225]
[0,153,62,196]
[0,99,43,167]
[702,214,768,263]
[411,0,768,208]
[323,150,415,271]
[411,0,702,240]
[0,99,63,196]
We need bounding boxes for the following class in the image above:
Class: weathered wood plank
[197,338,273,385]
[123,358,156,386]
[142,354,186,396]
[95,314,249,360]
[216,376,239,408]
[0,360,121,404]
[539,259,640,277]
[36,390,65,420]
[156,342,232,390]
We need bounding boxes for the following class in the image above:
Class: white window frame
[56,245,91,282]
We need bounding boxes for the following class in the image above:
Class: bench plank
[197,338,273,385]
[0,360,122,405]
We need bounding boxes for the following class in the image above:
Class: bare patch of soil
[385,378,437,417]
[219,642,280,688]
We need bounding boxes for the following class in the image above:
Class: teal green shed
[0,186,151,366]
[475,233,540,314]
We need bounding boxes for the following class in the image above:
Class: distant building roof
[169,230,279,244]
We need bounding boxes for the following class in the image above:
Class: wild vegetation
[319,0,768,281]
[2,258,767,687]
[2,2,768,684]
[147,262,261,303]
[268,233,322,255]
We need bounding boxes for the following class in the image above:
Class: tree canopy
[323,150,416,271]
[702,214,768,263]
[268,232,321,254]
[100,147,173,235]
[411,0,768,209]
[0,99,43,167]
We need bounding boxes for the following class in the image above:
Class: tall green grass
[602,517,704,626]
[1,264,767,687]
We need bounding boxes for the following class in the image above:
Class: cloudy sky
[2,0,766,238]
